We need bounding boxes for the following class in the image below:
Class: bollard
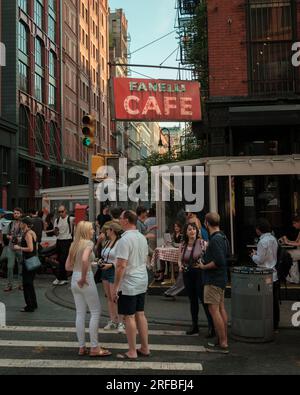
[0,302,6,327]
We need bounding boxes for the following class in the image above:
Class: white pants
[287,250,300,284]
[71,271,101,348]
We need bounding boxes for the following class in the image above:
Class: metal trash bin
[231,267,274,342]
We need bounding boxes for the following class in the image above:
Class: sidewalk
[46,277,298,328]
[0,276,298,328]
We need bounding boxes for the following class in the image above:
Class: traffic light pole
[88,152,95,222]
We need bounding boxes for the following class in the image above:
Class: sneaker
[4,285,12,292]
[104,321,118,330]
[58,280,69,285]
[117,322,126,334]
[186,326,199,335]
[206,344,229,354]
[52,279,60,286]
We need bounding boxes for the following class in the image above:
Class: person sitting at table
[280,216,300,284]
[172,221,183,245]
[178,222,214,337]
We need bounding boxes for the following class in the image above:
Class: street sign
[112,77,202,122]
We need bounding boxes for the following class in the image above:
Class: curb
[45,287,193,327]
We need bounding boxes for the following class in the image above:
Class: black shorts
[117,292,146,316]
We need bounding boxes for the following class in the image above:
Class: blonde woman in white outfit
[65,221,112,357]
[281,216,300,284]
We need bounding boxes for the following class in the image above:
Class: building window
[18,22,28,55]
[48,15,56,42]
[48,0,56,12]
[49,51,56,78]
[35,114,44,154]
[248,0,294,95]
[18,0,27,13]
[18,61,28,92]
[35,38,43,67]
[34,0,43,29]
[48,84,56,109]
[18,158,30,186]
[19,106,29,148]
[49,122,57,158]
[35,73,43,101]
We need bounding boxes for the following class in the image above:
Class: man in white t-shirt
[113,210,150,360]
[52,206,74,286]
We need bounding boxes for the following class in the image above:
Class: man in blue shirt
[198,212,229,354]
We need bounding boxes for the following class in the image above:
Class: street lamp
[158,127,171,157]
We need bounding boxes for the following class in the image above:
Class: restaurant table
[150,246,180,286]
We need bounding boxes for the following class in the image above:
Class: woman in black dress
[14,217,38,312]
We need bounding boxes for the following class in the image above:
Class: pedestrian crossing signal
[82,114,96,149]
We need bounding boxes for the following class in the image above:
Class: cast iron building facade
[1,0,62,210]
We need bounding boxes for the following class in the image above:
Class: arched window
[35,38,43,68]
[49,51,56,78]
[19,106,29,148]
[18,22,28,55]
[35,114,44,155]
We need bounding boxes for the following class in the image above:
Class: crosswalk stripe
[0,326,187,336]
[0,359,203,371]
[0,340,206,353]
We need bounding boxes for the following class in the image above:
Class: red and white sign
[112,78,202,122]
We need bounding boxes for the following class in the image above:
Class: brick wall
[207,0,248,97]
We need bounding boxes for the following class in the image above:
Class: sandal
[4,286,12,292]
[89,348,112,357]
[116,352,137,360]
[136,349,151,357]
[78,347,89,356]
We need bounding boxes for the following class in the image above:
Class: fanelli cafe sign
[112,77,202,122]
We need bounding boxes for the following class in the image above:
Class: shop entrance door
[235,175,291,261]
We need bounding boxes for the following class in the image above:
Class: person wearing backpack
[250,218,279,331]
[52,206,74,286]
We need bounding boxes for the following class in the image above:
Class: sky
[109,0,185,128]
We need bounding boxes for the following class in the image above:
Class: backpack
[276,244,293,284]
[55,216,74,238]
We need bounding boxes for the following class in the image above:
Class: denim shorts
[101,267,115,284]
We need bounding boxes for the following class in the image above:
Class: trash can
[231,266,274,342]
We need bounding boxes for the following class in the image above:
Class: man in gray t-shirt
[113,210,150,360]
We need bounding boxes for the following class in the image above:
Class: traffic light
[82,114,96,148]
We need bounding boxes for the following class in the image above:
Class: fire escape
[176,0,199,66]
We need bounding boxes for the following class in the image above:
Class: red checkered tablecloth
[150,240,208,269]
[150,247,180,268]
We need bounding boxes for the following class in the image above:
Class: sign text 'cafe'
[112,78,202,122]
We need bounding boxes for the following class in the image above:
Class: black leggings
[183,269,213,329]
[22,264,37,310]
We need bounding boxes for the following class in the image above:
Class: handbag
[25,255,42,272]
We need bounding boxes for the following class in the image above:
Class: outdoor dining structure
[155,154,300,264]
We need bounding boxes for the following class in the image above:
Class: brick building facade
[177,0,300,258]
